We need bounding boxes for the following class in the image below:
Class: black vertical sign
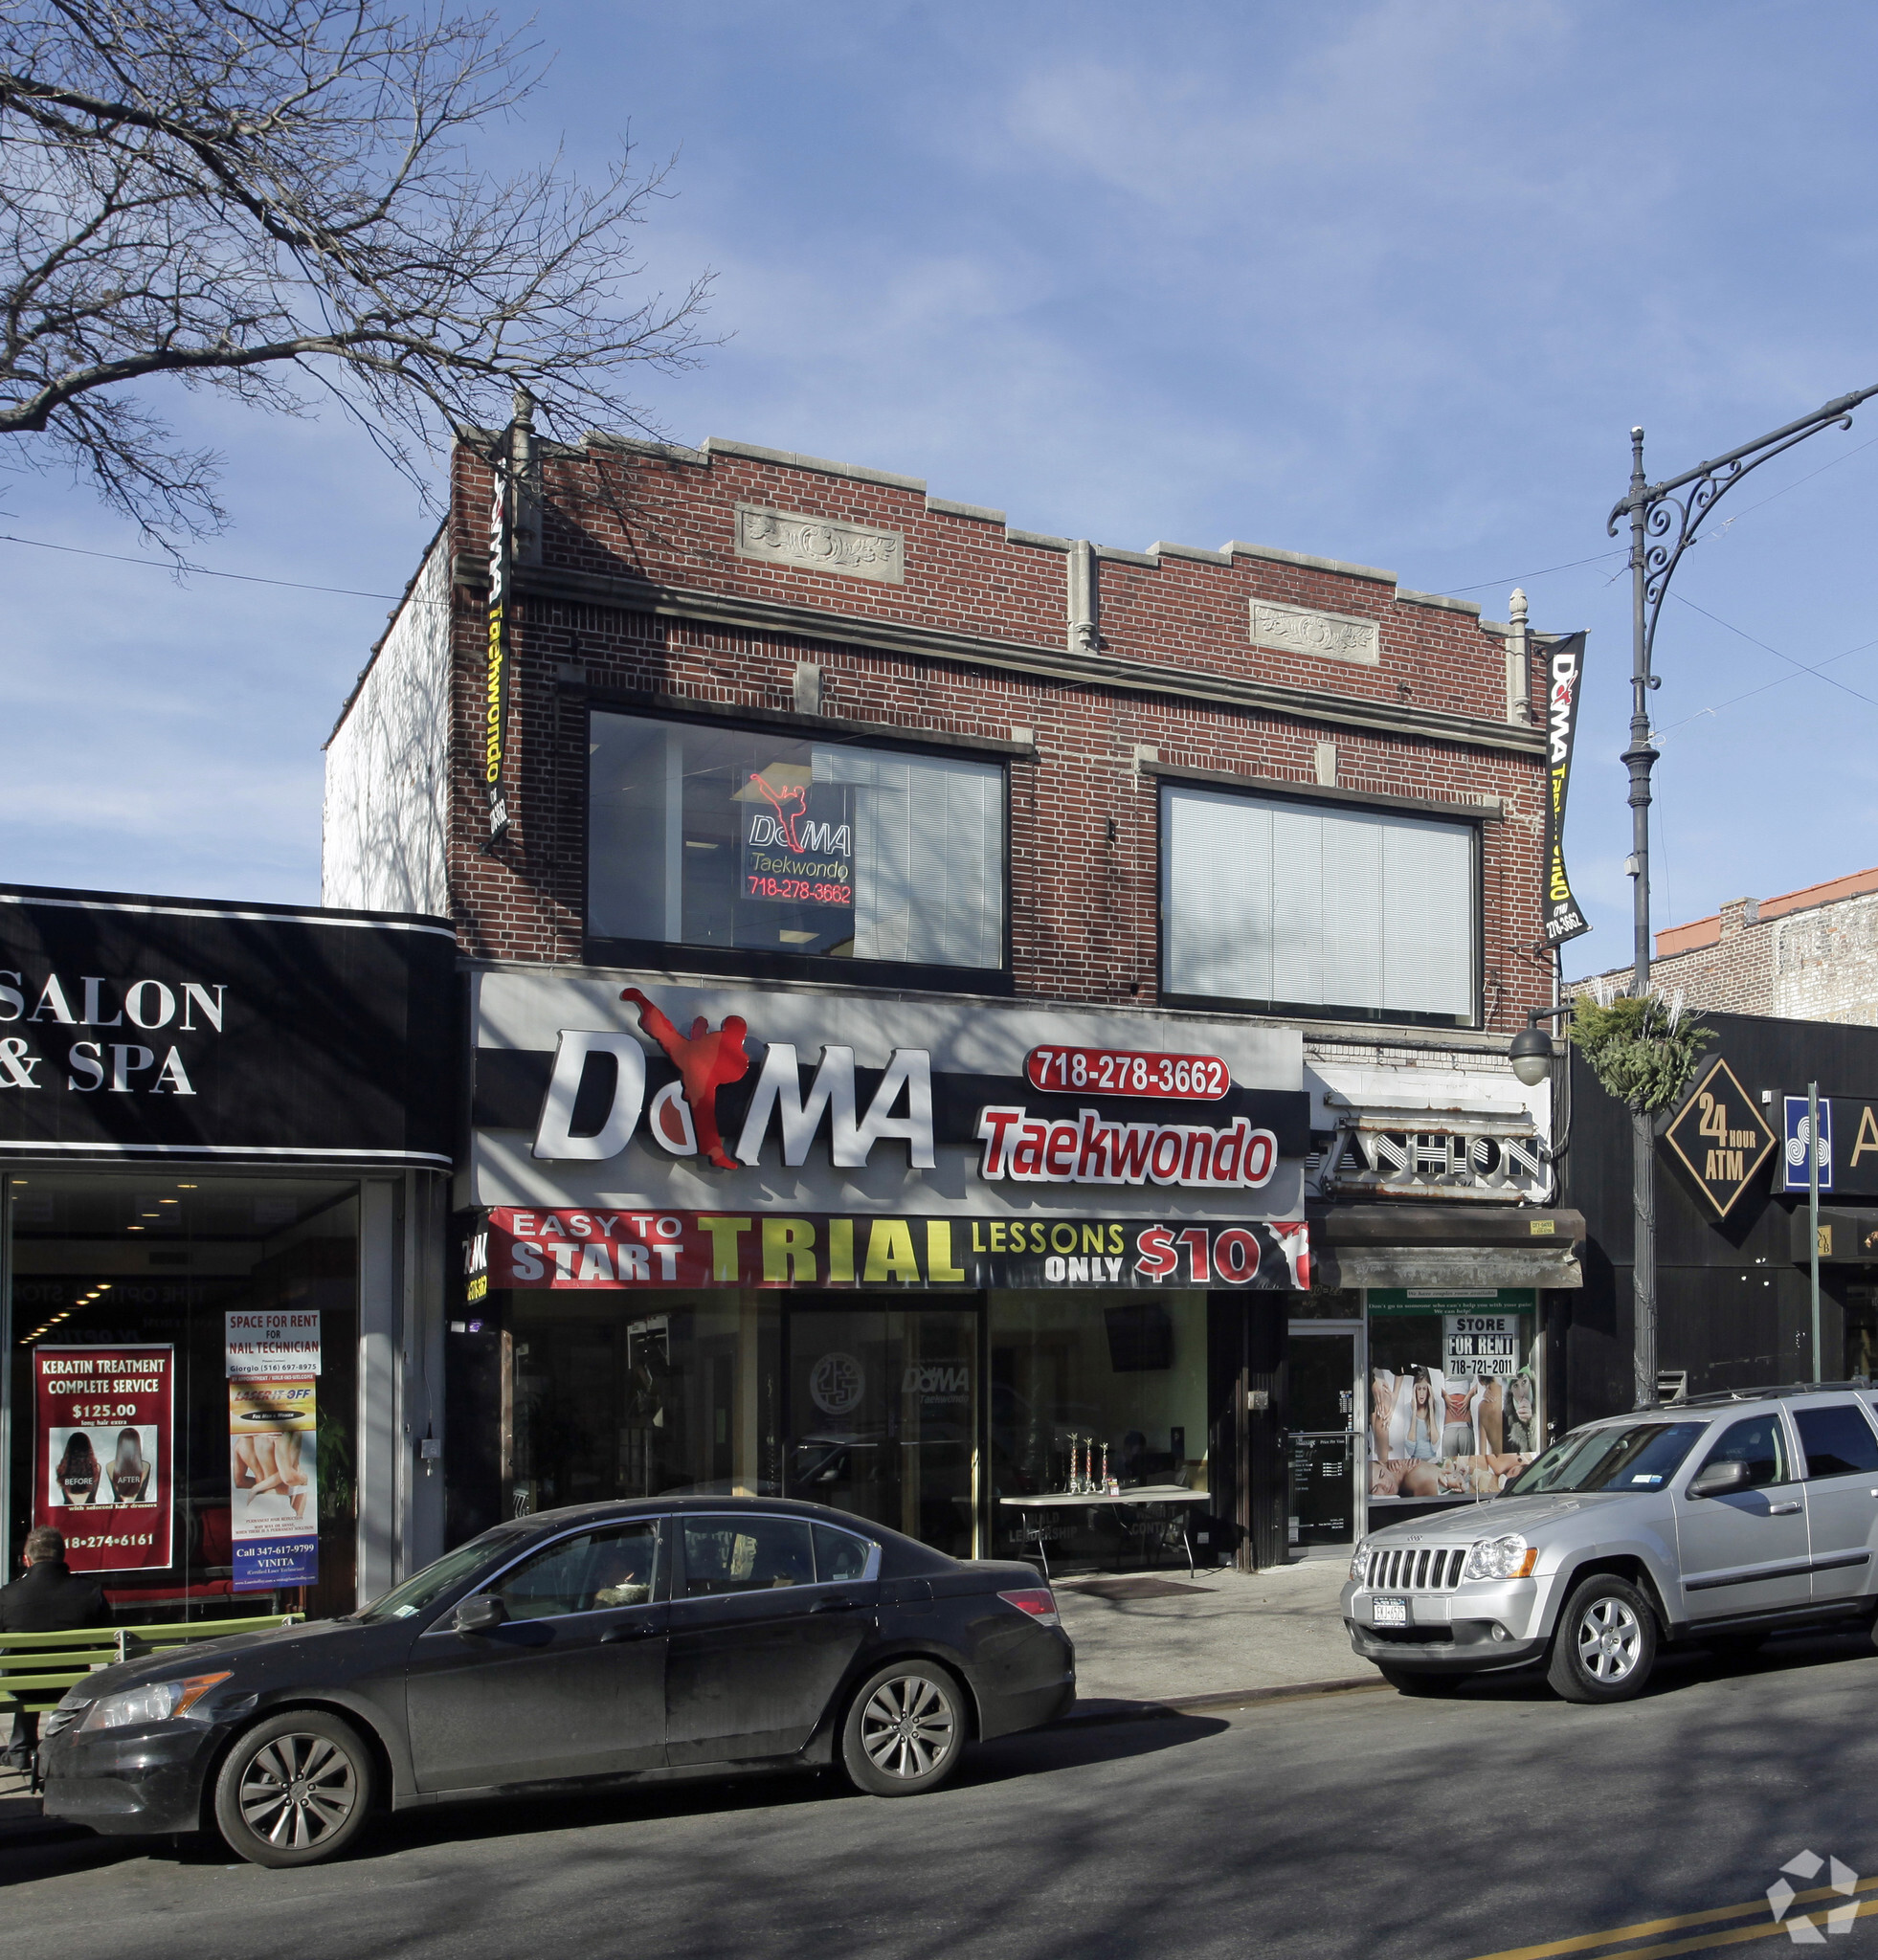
[484,449,513,848]
[1542,632,1589,946]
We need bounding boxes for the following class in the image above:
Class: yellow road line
[1461,1875,1878,1960]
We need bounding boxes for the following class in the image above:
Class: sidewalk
[1052,1554,1377,1716]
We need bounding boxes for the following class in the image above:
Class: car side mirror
[453,1592,507,1635]
[1688,1459,1750,1499]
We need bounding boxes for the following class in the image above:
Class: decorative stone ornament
[735,504,905,583]
[1250,597,1380,666]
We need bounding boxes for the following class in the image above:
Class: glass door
[1287,1325,1360,1548]
[783,1300,982,1558]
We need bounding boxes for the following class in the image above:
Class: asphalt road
[11,1633,1878,1960]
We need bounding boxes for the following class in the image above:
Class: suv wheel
[840,1662,966,1796]
[1377,1666,1460,1697]
[1547,1575,1656,1704]
[212,1711,376,1867]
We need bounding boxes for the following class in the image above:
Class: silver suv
[1341,1384,1878,1703]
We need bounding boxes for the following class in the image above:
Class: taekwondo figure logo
[749,774,811,854]
[620,988,749,1171]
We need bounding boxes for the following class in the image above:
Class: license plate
[1373,1597,1408,1627]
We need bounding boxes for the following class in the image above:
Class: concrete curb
[1060,1675,1388,1726]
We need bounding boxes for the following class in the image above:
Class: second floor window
[588,710,1005,971]
[1161,782,1477,1026]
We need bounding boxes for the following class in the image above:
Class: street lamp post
[1607,388,1878,1409]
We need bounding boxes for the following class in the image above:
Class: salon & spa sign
[34,1343,173,1571]
[226,1313,320,1591]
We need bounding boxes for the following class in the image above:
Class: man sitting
[1,1526,113,1771]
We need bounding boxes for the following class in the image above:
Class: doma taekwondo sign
[1542,632,1590,947]
[465,972,1314,1282]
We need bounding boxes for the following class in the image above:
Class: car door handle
[1768,1502,1802,1514]
[811,1598,861,1614]
[601,1623,660,1642]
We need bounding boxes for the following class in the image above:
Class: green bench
[1,1615,302,1715]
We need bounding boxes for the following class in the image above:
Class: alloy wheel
[1576,1596,1643,1682]
[237,1731,359,1850]
[859,1674,956,1779]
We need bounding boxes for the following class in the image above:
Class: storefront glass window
[500,1291,780,1519]
[587,710,1006,970]
[6,1174,360,1623]
[1366,1287,1540,1506]
[989,1290,1207,1566]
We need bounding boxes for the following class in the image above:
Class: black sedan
[38,1496,1075,1867]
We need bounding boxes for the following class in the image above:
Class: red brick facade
[399,430,1554,1029]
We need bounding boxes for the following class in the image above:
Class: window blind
[1163,784,1475,1022]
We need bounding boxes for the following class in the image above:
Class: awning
[1307,1203,1585,1290]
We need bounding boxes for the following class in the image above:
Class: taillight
[997,1587,1060,1625]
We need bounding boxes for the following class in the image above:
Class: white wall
[323,530,451,915]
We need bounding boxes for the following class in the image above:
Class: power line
[1653,624,1878,742]
[1666,590,1878,710]
[0,530,428,603]
[1434,548,1626,597]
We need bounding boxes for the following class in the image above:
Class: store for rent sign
[34,1344,172,1571]
[483,1207,1309,1291]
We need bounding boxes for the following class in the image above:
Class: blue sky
[8,0,1878,982]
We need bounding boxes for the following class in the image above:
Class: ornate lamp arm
[1608,385,1878,679]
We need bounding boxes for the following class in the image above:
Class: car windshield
[1504,1420,1708,1496]
[351,1527,527,1623]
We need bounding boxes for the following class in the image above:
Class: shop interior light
[159,1198,179,1205]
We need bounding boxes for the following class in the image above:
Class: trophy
[1101,1443,1112,1493]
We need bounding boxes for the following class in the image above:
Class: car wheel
[212,1711,376,1867]
[840,1662,966,1797]
[1376,1666,1460,1697]
[1547,1575,1657,1704]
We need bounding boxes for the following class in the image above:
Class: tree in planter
[1570,995,1712,1117]
[0,0,713,543]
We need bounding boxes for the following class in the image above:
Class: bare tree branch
[0,0,715,540]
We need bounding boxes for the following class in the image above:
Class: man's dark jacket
[0,1559,112,1634]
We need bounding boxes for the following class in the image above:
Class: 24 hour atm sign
[481,1208,1309,1291]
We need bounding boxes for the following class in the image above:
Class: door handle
[811,1598,861,1614]
[601,1622,660,1642]
[1767,1502,1802,1515]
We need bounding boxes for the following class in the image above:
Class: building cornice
[498,560,1547,759]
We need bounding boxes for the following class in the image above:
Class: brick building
[1575,866,1878,1026]
[323,415,1583,1569]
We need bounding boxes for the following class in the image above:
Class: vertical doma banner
[484,455,513,846]
[34,1345,173,1571]
[1542,632,1590,947]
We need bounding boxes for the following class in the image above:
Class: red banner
[484,1209,1308,1292]
[34,1344,173,1572]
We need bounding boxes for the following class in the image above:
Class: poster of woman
[33,1344,173,1570]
